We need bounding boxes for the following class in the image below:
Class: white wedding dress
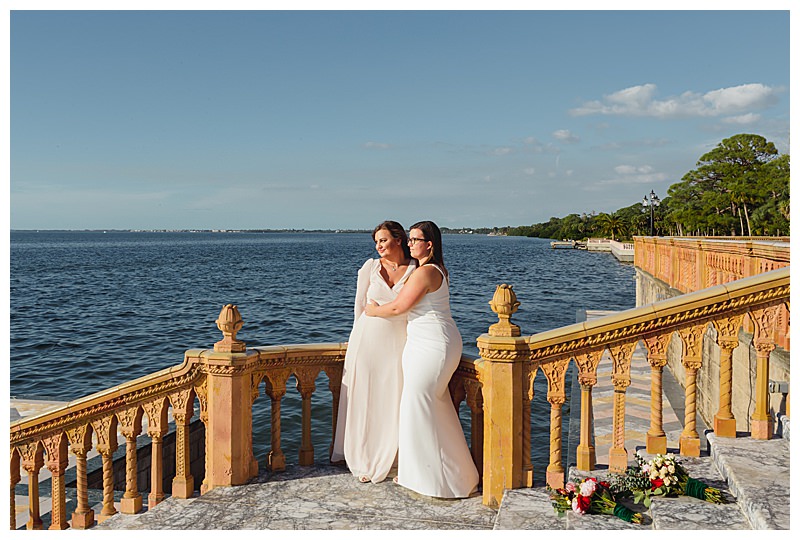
[331,258,414,482]
[397,264,479,498]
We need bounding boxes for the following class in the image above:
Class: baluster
[142,398,168,508]
[247,377,260,478]
[170,388,197,498]
[541,357,570,488]
[42,433,69,529]
[643,333,670,454]
[296,367,320,465]
[66,424,94,529]
[449,374,466,411]
[326,364,343,460]
[194,379,209,494]
[750,305,779,439]
[677,324,705,456]
[574,349,603,471]
[265,369,290,471]
[521,366,535,486]
[465,379,485,481]
[608,342,636,472]
[19,441,44,529]
[116,406,143,514]
[713,314,745,437]
[10,447,20,530]
[90,415,119,522]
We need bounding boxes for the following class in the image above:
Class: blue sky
[6,5,793,230]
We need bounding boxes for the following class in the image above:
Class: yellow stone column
[541,357,570,489]
[66,424,95,529]
[10,448,20,530]
[573,349,603,471]
[464,379,485,477]
[643,334,670,454]
[677,324,705,456]
[750,306,779,439]
[169,388,197,498]
[713,314,744,438]
[200,305,260,490]
[476,284,528,509]
[90,415,119,522]
[143,398,168,508]
[42,434,69,530]
[117,406,144,514]
[19,441,44,530]
[608,342,636,472]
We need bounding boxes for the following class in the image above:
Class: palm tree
[597,212,628,241]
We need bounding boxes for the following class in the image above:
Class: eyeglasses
[408,237,428,245]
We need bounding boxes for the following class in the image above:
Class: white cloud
[570,83,779,118]
[523,167,536,176]
[363,141,390,149]
[552,129,580,143]
[492,147,513,156]
[614,164,654,175]
[722,113,762,125]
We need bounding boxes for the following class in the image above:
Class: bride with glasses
[365,220,479,498]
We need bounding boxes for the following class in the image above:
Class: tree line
[505,134,790,240]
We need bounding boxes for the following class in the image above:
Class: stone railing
[474,267,789,507]
[11,267,790,525]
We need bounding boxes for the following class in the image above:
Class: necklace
[385,260,399,272]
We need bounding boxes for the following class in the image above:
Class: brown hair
[409,220,446,278]
[373,220,412,259]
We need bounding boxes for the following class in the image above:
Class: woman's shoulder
[357,258,380,274]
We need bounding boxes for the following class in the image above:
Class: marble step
[708,432,790,530]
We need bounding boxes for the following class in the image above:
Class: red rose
[651,477,664,488]
[576,495,591,513]
[599,481,610,488]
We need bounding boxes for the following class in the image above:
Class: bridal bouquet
[548,477,644,523]
[611,453,726,507]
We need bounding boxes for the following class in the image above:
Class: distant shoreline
[11,227,496,235]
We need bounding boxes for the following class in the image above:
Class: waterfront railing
[10,267,789,527]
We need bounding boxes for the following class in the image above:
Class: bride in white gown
[331,221,415,483]
[365,220,479,498]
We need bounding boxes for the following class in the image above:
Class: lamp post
[642,189,660,236]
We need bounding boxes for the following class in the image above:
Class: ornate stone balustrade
[475,267,789,508]
[634,236,789,349]
[10,267,790,526]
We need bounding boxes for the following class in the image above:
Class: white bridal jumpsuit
[331,258,415,482]
[396,264,479,498]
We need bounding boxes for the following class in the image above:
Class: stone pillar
[714,314,744,438]
[541,358,569,489]
[678,324,705,456]
[199,304,260,490]
[643,334,670,454]
[117,406,144,514]
[608,342,636,472]
[265,369,290,472]
[143,399,168,508]
[326,364,343,460]
[19,442,44,530]
[574,349,603,471]
[296,367,320,466]
[42,433,69,529]
[476,284,527,508]
[10,448,20,530]
[91,415,119,522]
[750,306,778,439]
[520,366,536,487]
[170,388,196,499]
[465,379,485,478]
[66,425,95,529]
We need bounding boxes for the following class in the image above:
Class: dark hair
[410,220,446,276]
[373,220,412,259]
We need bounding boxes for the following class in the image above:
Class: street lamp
[642,189,660,236]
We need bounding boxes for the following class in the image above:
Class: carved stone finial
[215,304,246,352]
[488,284,521,337]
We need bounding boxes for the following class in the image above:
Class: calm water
[10,231,635,478]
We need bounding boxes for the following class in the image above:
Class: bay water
[10,231,635,481]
